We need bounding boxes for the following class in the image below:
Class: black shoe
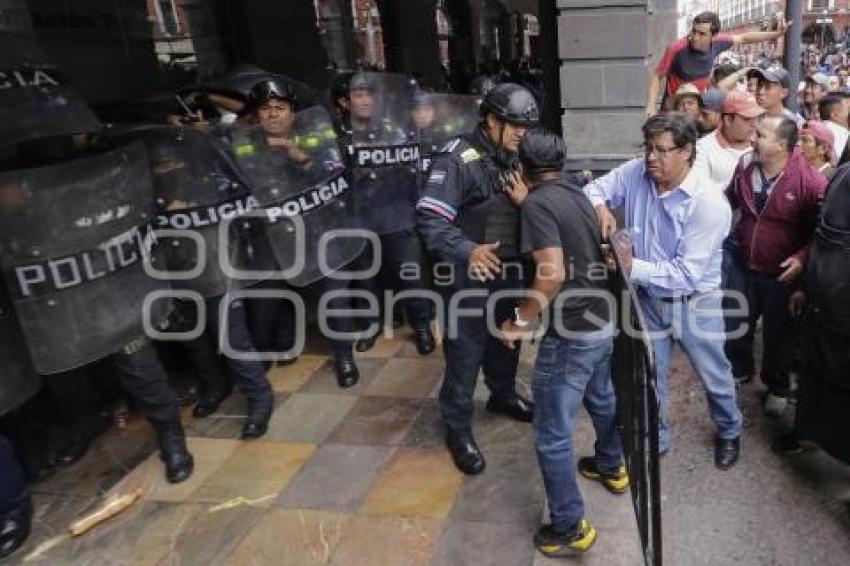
[241,401,274,440]
[446,431,485,475]
[714,436,740,470]
[355,333,379,353]
[414,325,436,355]
[772,433,805,455]
[192,385,233,419]
[335,353,360,388]
[485,394,534,423]
[54,412,112,466]
[0,499,32,560]
[152,417,194,484]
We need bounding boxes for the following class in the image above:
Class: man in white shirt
[819,94,849,158]
[693,91,764,186]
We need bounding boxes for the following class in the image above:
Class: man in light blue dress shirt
[584,112,743,470]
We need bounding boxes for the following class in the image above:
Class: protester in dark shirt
[501,131,626,559]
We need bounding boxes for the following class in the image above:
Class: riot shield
[130,125,273,298]
[231,105,364,287]
[0,142,170,375]
[411,93,481,172]
[610,235,662,566]
[343,72,421,235]
[0,0,101,146]
[0,282,41,416]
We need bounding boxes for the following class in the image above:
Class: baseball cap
[801,120,837,164]
[750,67,790,89]
[701,88,726,112]
[722,91,765,118]
[672,83,702,106]
[806,72,831,90]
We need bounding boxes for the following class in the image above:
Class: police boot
[413,325,436,356]
[152,418,194,484]
[335,351,360,388]
[486,393,534,423]
[55,410,113,467]
[446,430,485,475]
[242,393,275,440]
[0,497,32,560]
[354,333,379,353]
[192,384,233,419]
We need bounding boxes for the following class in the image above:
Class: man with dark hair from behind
[819,94,850,157]
[501,131,627,559]
[724,115,826,417]
[646,11,788,116]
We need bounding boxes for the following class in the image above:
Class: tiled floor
[10,326,850,565]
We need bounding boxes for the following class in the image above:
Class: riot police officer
[415,83,537,475]
[232,79,364,387]
[332,72,436,356]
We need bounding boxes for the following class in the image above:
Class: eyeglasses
[641,143,682,158]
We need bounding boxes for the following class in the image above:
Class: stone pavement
[7,326,850,565]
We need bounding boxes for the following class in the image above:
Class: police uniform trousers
[353,228,432,331]
[0,435,27,515]
[300,274,357,357]
[111,342,181,424]
[177,296,273,409]
[245,278,297,357]
[438,261,524,432]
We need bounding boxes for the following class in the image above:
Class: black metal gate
[611,248,662,566]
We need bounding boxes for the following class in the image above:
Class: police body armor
[341,72,420,235]
[130,126,274,298]
[451,134,521,260]
[0,7,101,146]
[0,141,171,375]
[231,105,364,287]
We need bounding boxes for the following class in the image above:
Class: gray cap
[701,88,726,112]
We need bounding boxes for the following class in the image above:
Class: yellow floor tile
[268,354,329,392]
[359,449,463,520]
[191,441,316,504]
[105,437,241,503]
[228,508,355,565]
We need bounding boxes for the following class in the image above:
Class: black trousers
[111,343,181,423]
[0,435,27,514]
[725,263,797,396]
[438,263,523,432]
[353,228,432,330]
[177,296,273,408]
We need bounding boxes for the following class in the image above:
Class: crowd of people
[1,9,849,563]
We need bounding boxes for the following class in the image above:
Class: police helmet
[518,131,565,177]
[248,79,296,108]
[480,83,539,128]
[348,73,375,93]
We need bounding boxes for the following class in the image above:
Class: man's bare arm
[646,72,662,117]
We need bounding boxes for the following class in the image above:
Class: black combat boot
[152,417,194,484]
[413,325,436,355]
[334,351,360,388]
[242,390,275,440]
[0,497,32,560]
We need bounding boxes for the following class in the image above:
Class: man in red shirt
[646,11,788,116]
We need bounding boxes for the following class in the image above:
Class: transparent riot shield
[0,141,170,375]
[0,0,101,146]
[343,72,421,235]
[231,105,365,287]
[130,125,273,298]
[410,93,481,172]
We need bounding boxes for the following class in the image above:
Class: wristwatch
[513,307,531,328]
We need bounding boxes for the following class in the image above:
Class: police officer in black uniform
[416,83,537,475]
[332,73,436,356]
[0,434,30,559]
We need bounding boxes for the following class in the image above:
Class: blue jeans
[532,330,622,533]
[637,290,743,453]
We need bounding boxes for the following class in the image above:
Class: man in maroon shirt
[646,11,789,116]
[724,116,826,417]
